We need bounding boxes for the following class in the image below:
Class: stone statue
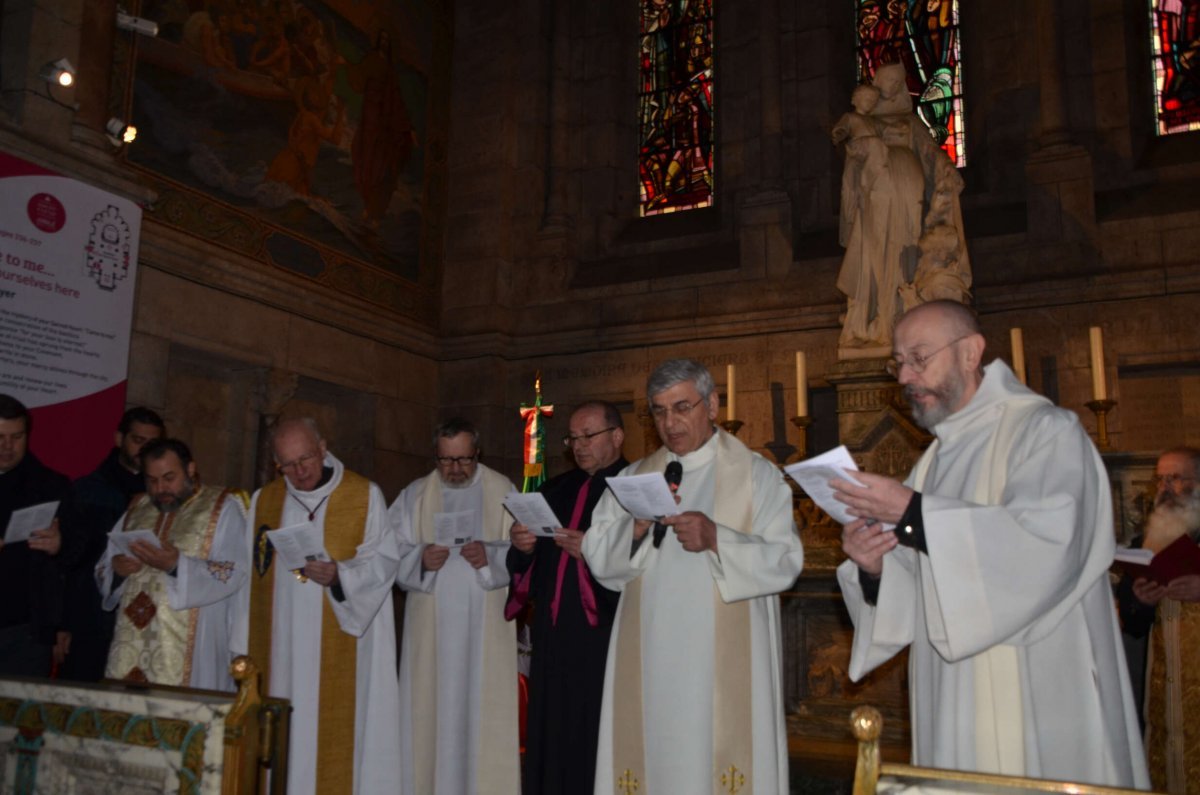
[833,63,971,354]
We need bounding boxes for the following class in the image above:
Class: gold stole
[406,466,518,795]
[612,429,755,794]
[250,472,369,795]
[107,486,232,686]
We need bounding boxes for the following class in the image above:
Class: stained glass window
[854,0,966,167]
[638,0,714,217]
[1150,0,1200,135]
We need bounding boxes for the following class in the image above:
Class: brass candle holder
[1085,399,1116,451]
[719,419,744,436]
[790,415,812,458]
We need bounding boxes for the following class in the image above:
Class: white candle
[1010,328,1026,385]
[726,364,737,419]
[795,351,808,416]
[1089,327,1106,401]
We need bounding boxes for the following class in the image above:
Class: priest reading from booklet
[581,358,804,795]
[832,300,1149,787]
[236,418,400,795]
[1117,446,1200,794]
[387,418,519,795]
[506,400,628,795]
[99,437,247,690]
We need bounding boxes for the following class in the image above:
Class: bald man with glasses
[506,401,628,795]
[833,300,1148,787]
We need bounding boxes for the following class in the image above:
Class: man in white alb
[237,418,400,795]
[833,300,1148,787]
[582,358,804,794]
[388,418,519,795]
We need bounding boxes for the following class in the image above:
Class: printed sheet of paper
[605,473,680,521]
[266,522,329,571]
[783,445,884,528]
[107,529,162,556]
[4,501,60,544]
[435,511,479,548]
[503,492,562,537]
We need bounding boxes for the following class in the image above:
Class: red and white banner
[0,150,142,478]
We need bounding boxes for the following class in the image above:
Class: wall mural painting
[114,0,450,322]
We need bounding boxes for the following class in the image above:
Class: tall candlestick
[726,364,737,419]
[795,351,808,416]
[1010,328,1026,385]
[1089,327,1106,401]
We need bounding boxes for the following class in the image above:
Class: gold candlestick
[1085,399,1116,451]
[719,420,744,436]
[790,415,812,458]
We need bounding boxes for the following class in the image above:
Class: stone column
[1025,0,1097,266]
[539,0,571,234]
[71,0,116,151]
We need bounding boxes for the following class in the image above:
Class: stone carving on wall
[833,63,971,356]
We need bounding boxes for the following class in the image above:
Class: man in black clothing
[56,406,164,681]
[506,401,627,795]
[0,394,70,677]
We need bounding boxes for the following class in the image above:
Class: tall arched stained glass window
[638,0,714,217]
[1150,0,1200,135]
[854,0,966,167]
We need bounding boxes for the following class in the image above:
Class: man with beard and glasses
[830,300,1148,787]
[383,417,519,795]
[57,406,164,681]
[1118,447,1200,794]
[98,438,248,690]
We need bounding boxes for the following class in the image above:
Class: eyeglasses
[562,427,617,447]
[435,454,478,467]
[277,451,321,473]
[650,399,706,420]
[886,334,971,377]
[1153,473,1195,488]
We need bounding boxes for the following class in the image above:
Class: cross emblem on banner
[616,769,640,794]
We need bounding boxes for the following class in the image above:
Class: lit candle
[1089,326,1106,401]
[795,351,808,416]
[1010,328,1026,385]
[726,364,737,419]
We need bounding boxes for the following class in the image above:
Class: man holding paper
[581,359,804,794]
[506,401,627,795]
[0,394,70,678]
[98,437,247,690]
[833,300,1147,787]
[387,417,519,795]
[1117,446,1200,793]
[238,417,400,795]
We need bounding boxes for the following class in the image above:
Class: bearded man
[1118,447,1200,794]
[98,438,247,690]
[832,300,1148,787]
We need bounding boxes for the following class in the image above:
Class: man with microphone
[582,358,804,794]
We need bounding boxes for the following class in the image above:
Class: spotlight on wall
[116,9,159,37]
[40,58,76,88]
[106,118,138,147]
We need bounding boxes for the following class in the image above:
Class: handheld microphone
[652,461,683,548]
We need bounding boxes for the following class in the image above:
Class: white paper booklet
[783,445,879,528]
[107,528,163,556]
[434,510,479,548]
[605,473,679,521]
[265,522,329,571]
[503,492,562,537]
[4,501,60,544]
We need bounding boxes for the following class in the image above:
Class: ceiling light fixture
[40,58,76,88]
[106,118,138,147]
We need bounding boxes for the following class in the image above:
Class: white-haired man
[237,418,400,795]
[582,358,804,794]
[1118,446,1200,794]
